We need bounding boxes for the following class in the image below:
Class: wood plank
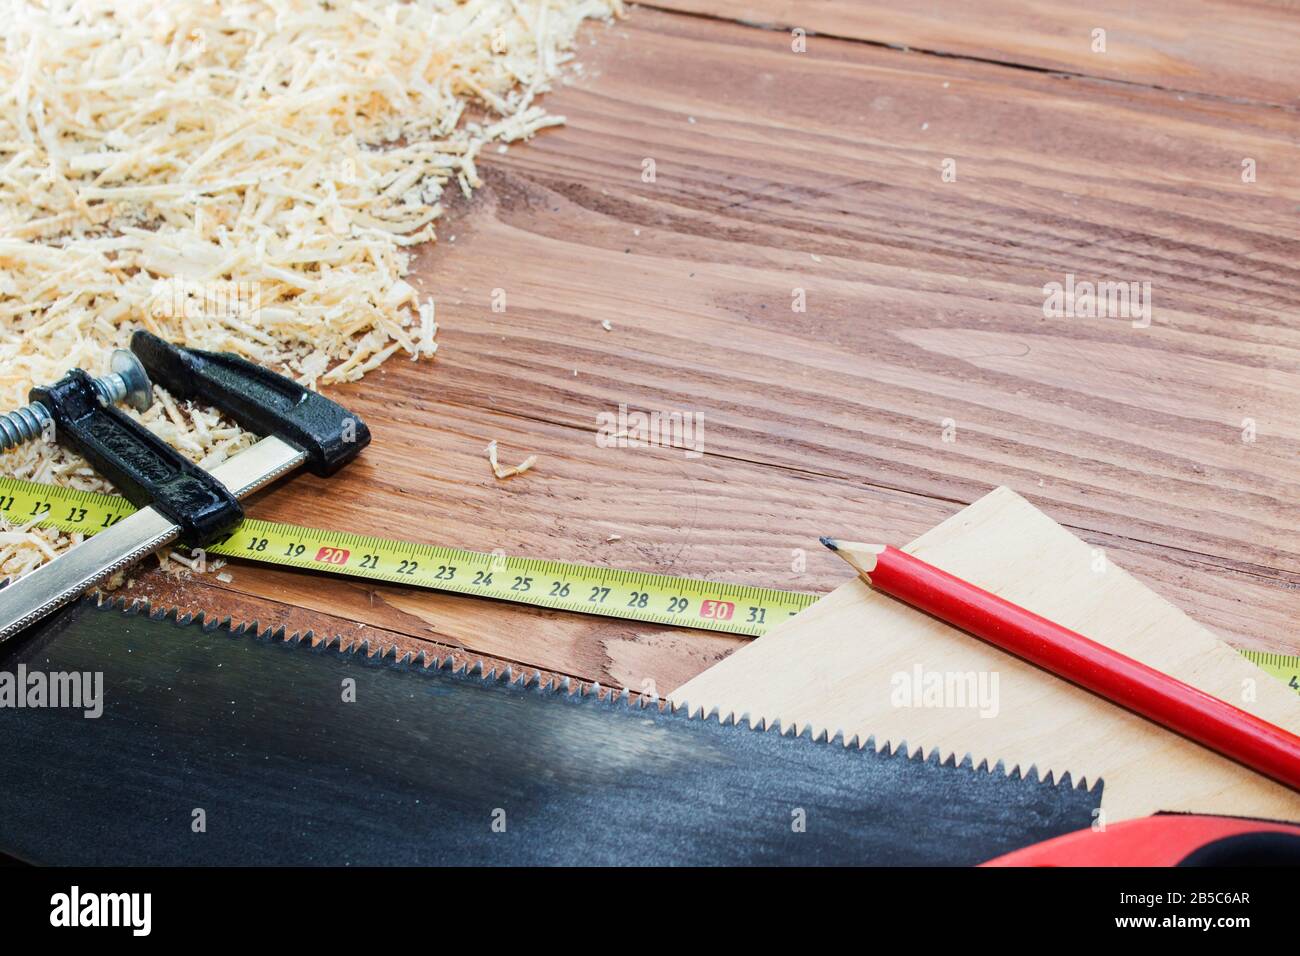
[672,487,1300,822]
[122,367,1297,693]
[649,0,1300,105]
[122,7,1300,688]
[415,9,1300,578]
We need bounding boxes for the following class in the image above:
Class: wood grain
[672,487,1300,822]
[121,6,1299,692]
[649,0,1300,105]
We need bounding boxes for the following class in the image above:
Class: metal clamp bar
[0,436,307,644]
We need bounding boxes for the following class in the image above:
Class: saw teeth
[83,598,1103,796]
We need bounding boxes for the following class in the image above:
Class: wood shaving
[0,0,620,578]
[485,439,537,480]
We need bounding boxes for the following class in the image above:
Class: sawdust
[485,439,537,479]
[0,0,621,580]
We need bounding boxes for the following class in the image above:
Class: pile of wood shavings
[0,0,621,580]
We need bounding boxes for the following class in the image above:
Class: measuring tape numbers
[4,474,1299,675]
[0,476,816,638]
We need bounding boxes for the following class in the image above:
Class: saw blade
[0,599,1102,865]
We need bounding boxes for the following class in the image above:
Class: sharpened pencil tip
[824,540,887,576]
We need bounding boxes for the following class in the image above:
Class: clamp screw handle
[0,350,154,453]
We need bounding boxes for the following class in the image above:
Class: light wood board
[671,486,1300,822]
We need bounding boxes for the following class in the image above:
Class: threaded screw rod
[0,350,153,454]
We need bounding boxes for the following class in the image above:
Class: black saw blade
[0,599,1102,865]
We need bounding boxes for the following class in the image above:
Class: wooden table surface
[127,2,1300,695]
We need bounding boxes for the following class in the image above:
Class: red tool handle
[869,546,1300,792]
[982,815,1300,866]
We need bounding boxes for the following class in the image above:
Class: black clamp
[31,371,241,547]
[130,332,370,478]
[30,333,370,547]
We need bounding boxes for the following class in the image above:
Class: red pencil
[820,538,1300,793]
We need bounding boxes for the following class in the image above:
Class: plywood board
[671,487,1300,822]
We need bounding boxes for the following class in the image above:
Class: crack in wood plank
[637,2,1300,111]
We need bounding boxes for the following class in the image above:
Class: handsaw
[0,597,1102,866]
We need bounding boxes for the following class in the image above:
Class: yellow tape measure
[1236,650,1300,695]
[0,476,816,638]
[3,475,1299,677]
